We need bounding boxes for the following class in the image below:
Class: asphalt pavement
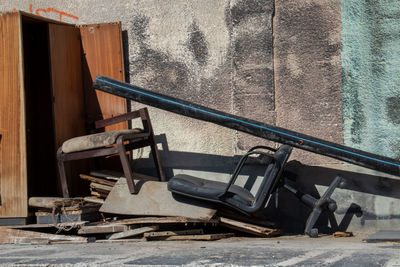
[0,234,399,266]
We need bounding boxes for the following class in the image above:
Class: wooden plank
[107,225,159,240]
[0,227,87,244]
[100,178,216,220]
[90,190,108,199]
[84,196,105,204]
[97,239,143,243]
[0,12,28,218]
[36,212,100,224]
[90,170,122,180]
[90,182,113,193]
[97,216,218,226]
[10,221,87,229]
[144,229,204,239]
[79,23,127,131]
[48,24,88,196]
[156,233,235,241]
[219,217,283,237]
[28,197,84,209]
[90,170,159,182]
[78,224,128,235]
[35,204,100,216]
[80,174,116,186]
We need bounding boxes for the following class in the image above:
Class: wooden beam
[90,182,113,192]
[84,196,105,204]
[100,216,218,226]
[78,224,129,235]
[219,217,283,237]
[107,225,159,240]
[144,229,204,239]
[28,197,84,209]
[0,227,87,244]
[80,174,116,186]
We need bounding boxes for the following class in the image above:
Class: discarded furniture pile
[0,171,283,244]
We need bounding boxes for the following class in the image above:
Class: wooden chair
[57,107,166,197]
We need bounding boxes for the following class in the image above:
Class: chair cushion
[168,174,255,207]
[62,129,142,153]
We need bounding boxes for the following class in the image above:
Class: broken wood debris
[78,224,129,235]
[0,227,87,245]
[10,170,283,244]
[143,229,204,240]
[107,225,159,240]
[219,217,284,237]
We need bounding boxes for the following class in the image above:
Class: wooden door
[0,12,28,217]
[48,24,87,195]
[79,22,127,131]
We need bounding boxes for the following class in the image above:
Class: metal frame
[57,107,166,197]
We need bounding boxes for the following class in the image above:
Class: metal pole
[93,75,400,177]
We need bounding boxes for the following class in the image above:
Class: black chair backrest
[225,145,293,214]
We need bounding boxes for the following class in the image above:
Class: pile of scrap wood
[1,214,282,244]
[0,171,283,244]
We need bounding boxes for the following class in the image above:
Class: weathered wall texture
[1,0,400,233]
[342,0,400,161]
[274,0,343,165]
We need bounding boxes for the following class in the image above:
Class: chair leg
[116,137,137,194]
[149,134,166,182]
[57,147,70,198]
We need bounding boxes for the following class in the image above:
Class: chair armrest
[95,109,142,129]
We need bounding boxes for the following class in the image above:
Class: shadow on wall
[132,134,400,234]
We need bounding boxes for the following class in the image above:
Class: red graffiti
[13,4,78,22]
[35,7,78,22]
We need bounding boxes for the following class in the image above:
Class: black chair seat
[168,145,293,215]
[168,174,255,208]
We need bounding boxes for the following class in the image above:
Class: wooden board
[90,182,113,192]
[78,224,129,235]
[91,170,159,182]
[100,216,218,226]
[10,221,87,229]
[79,23,127,131]
[107,226,159,240]
[144,229,204,239]
[219,217,283,237]
[84,196,105,204]
[0,12,28,218]
[48,24,88,196]
[80,174,116,186]
[0,227,87,244]
[36,212,100,224]
[28,197,84,209]
[99,179,216,220]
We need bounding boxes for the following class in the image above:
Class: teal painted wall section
[342,0,400,160]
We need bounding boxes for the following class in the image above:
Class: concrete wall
[1,0,400,233]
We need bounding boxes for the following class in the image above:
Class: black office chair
[168,144,343,237]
